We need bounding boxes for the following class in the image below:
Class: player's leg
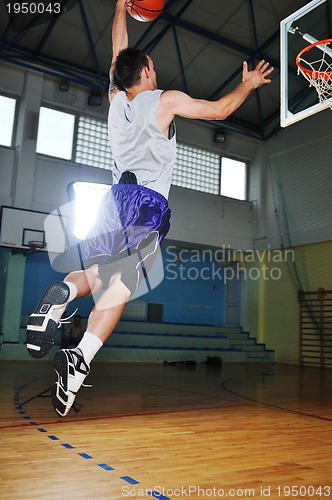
[51,187,171,415]
[52,272,131,417]
[26,266,102,358]
[84,271,132,342]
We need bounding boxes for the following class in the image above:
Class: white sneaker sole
[26,282,69,358]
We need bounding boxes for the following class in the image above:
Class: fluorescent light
[72,182,111,240]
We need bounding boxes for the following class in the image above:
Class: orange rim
[296,38,332,80]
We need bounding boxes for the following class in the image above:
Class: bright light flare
[72,181,111,240]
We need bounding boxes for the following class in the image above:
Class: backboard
[280,0,332,127]
[0,206,66,254]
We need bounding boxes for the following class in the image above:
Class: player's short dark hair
[113,47,149,89]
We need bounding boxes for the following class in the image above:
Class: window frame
[172,142,221,196]
[74,114,113,171]
[172,141,249,202]
[34,105,249,202]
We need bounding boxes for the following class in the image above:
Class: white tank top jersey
[108,89,176,200]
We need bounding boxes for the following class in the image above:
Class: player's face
[147,56,158,89]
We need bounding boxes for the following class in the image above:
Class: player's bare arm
[157,60,274,128]
[109,0,129,102]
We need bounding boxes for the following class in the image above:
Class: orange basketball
[126,0,165,22]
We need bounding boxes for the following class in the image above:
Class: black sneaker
[26,282,70,358]
[52,348,90,417]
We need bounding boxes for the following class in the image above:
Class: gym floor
[1,360,332,499]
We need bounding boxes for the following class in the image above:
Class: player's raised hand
[242,60,274,89]
[116,0,130,8]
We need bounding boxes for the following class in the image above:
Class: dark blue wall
[22,251,95,317]
[21,245,225,326]
[147,247,225,325]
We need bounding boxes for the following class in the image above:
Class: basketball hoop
[28,240,45,252]
[296,38,332,109]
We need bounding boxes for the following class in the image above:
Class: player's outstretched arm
[158,60,274,125]
[109,0,129,102]
[111,0,129,65]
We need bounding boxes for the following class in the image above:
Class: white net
[297,40,332,108]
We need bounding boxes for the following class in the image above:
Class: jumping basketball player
[26,0,274,417]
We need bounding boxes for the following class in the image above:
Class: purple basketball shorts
[83,184,171,291]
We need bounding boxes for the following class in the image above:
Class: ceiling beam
[0,44,109,89]
[77,0,104,87]
[160,11,280,69]
[0,0,287,139]
[172,25,189,94]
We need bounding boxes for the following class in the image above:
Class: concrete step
[96,345,248,363]
[16,316,275,364]
[228,337,257,347]
[115,321,223,336]
[109,331,230,349]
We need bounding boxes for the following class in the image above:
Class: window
[75,116,112,170]
[35,106,247,201]
[0,95,16,147]
[173,143,220,195]
[36,107,75,160]
[172,143,247,201]
[220,157,247,201]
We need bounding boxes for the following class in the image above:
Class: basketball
[126,0,165,22]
